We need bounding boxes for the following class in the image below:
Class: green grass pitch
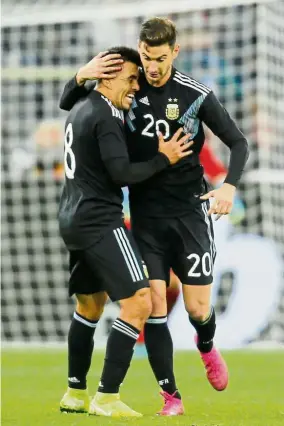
[1,349,284,425]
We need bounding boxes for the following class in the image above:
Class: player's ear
[102,79,112,89]
[172,44,180,60]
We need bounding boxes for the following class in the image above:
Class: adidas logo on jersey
[139,96,150,106]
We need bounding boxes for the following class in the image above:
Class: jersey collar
[141,67,176,93]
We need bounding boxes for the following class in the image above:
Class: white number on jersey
[187,252,212,277]
[64,123,76,179]
[142,114,170,139]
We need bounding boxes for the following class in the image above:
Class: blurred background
[1,0,284,349]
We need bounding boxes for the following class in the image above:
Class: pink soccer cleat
[157,391,184,416]
[195,335,228,391]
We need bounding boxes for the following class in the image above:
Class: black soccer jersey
[60,67,249,218]
[125,68,248,217]
[58,90,169,250]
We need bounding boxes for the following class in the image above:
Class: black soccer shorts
[68,221,149,302]
[131,200,216,286]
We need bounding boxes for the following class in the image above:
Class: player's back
[59,91,124,250]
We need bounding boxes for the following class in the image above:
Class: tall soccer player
[60,18,249,416]
[58,46,192,417]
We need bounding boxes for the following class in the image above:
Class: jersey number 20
[187,252,212,277]
[64,123,76,179]
[142,114,170,139]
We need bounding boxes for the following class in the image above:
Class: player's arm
[59,76,93,111]
[98,119,192,186]
[198,91,249,218]
[59,52,123,111]
[199,92,249,186]
[200,142,227,185]
[200,141,246,224]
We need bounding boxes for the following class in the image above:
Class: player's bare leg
[60,292,107,413]
[167,271,181,315]
[135,271,181,357]
[144,279,184,416]
[183,284,228,391]
[89,287,152,417]
[135,270,181,358]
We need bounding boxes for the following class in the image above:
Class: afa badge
[166,98,179,120]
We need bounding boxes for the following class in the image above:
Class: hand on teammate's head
[76,51,124,85]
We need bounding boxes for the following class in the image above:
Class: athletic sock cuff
[112,318,140,340]
[201,306,214,325]
[146,316,167,324]
[189,306,214,325]
[73,311,98,328]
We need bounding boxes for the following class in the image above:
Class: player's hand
[76,51,124,85]
[200,183,236,220]
[158,128,194,165]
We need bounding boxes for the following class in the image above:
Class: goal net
[1,0,284,346]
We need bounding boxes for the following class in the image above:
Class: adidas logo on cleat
[139,96,150,106]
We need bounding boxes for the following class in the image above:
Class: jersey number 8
[64,123,76,179]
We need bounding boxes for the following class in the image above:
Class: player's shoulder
[66,91,119,133]
[71,90,122,120]
[172,69,212,98]
[89,90,124,123]
[67,93,95,126]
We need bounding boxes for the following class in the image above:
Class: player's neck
[96,86,116,106]
[146,66,173,88]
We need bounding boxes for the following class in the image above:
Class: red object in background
[124,217,131,230]
[166,286,180,315]
[137,329,145,343]
[200,142,227,183]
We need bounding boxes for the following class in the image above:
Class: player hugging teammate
[59,17,249,417]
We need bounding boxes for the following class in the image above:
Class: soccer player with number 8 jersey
[58,46,192,417]
[60,18,249,416]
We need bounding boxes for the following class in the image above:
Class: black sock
[68,311,97,389]
[144,316,181,398]
[189,306,216,353]
[98,318,139,394]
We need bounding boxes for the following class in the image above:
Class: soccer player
[136,138,246,359]
[58,46,192,417]
[60,18,249,416]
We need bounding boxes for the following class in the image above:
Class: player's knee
[185,300,210,322]
[76,293,106,321]
[133,287,152,320]
[150,282,167,316]
[76,302,102,321]
[121,287,152,321]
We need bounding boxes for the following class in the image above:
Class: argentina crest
[166,98,179,120]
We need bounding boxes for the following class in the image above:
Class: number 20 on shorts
[187,252,212,277]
